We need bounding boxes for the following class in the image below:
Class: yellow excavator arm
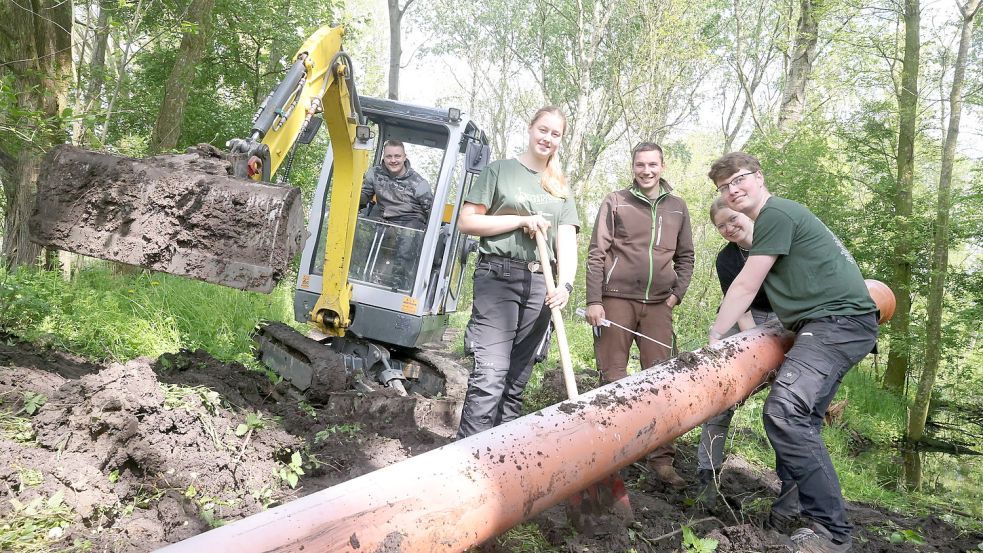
[32,25,369,323]
[231,25,371,336]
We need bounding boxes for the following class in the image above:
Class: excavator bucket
[30,145,306,293]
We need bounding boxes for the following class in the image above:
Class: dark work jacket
[359,159,433,229]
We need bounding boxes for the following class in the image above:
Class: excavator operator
[359,139,434,229]
[359,139,434,287]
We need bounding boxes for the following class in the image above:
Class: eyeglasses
[716,171,756,194]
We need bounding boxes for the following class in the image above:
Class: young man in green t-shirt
[706,152,878,553]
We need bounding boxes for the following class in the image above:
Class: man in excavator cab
[359,139,433,289]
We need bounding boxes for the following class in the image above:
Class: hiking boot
[650,464,687,489]
[695,469,718,508]
[790,524,851,553]
[765,509,799,534]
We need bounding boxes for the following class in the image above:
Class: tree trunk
[73,0,113,146]
[387,0,409,100]
[148,0,216,154]
[84,0,113,110]
[85,0,116,110]
[259,0,292,106]
[777,0,821,129]
[903,0,980,490]
[0,0,74,269]
[883,0,919,394]
[99,0,146,144]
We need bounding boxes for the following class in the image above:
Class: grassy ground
[0,263,297,365]
[2,261,981,540]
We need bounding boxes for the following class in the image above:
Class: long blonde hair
[530,106,570,199]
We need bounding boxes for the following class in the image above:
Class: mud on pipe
[157,281,894,553]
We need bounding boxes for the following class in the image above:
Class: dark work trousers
[456,256,551,439]
[387,217,426,289]
[697,309,800,516]
[593,297,675,465]
[763,312,878,544]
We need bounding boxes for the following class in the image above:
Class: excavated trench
[1,337,980,551]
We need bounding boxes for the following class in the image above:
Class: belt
[478,253,544,273]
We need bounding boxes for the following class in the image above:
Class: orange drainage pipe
[158,280,894,553]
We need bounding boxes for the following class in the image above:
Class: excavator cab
[254,97,489,413]
[299,97,487,345]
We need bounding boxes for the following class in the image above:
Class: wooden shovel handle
[534,231,579,400]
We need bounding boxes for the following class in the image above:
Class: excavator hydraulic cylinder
[157,281,894,552]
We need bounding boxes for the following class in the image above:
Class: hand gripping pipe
[158,280,894,553]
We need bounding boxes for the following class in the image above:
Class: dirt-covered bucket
[30,145,306,293]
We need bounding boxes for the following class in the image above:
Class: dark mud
[30,145,305,292]
[1,337,980,552]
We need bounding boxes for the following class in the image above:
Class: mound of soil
[1,337,980,552]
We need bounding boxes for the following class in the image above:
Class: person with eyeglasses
[695,197,799,515]
[707,152,878,553]
[585,141,694,488]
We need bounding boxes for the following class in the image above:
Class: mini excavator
[31,26,490,424]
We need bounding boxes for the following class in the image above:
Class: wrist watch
[563,282,574,294]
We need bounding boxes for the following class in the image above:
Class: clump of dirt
[1,336,981,552]
[0,339,452,551]
[31,145,305,292]
[1,351,304,550]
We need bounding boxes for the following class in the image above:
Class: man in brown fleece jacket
[585,142,695,487]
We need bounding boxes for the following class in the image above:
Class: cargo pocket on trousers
[775,366,800,388]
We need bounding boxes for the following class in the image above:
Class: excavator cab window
[310,120,449,298]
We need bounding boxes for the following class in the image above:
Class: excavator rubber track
[253,321,468,437]
[30,144,306,293]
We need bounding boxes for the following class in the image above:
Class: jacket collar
[628,178,672,203]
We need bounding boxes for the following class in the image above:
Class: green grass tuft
[0,264,296,363]
[0,491,75,553]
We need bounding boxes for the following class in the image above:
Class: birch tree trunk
[883,0,920,394]
[903,0,981,490]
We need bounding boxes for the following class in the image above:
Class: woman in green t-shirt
[455,106,581,439]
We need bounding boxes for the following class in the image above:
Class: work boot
[695,469,718,508]
[650,464,687,489]
[765,509,799,535]
[790,523,851,553]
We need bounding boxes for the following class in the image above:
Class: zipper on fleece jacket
[629,186,669,301]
